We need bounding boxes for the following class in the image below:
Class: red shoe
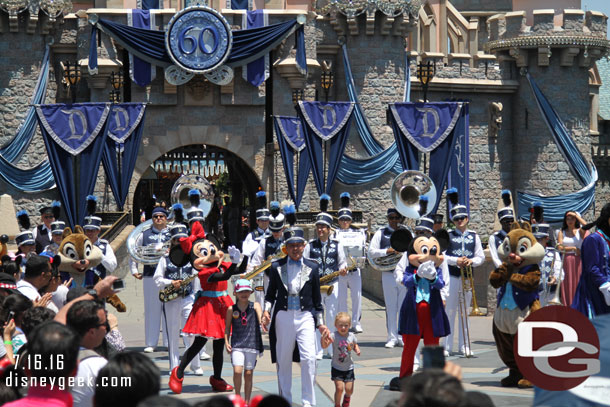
[169,367,184,394]
[209,376,234,392]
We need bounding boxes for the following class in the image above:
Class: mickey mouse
[389,226,451,389]
[169,221,248,394]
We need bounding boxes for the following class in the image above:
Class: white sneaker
[444,350,450,357]
[353,325,363,333]
[397,338,404,347]
[316,353,323,360]
[461,347,474,357]
[385,340,396,348]
[143,347,154,353]
[191,368,204,376]
[200,351,211,360]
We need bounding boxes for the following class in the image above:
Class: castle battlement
[485,9,610,67]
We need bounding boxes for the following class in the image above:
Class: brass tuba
[127,174,215,265]
[367,171,436,272]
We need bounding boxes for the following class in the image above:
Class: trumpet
[159,274,197,302]
[243,246,287,282]
[458,265,474,357]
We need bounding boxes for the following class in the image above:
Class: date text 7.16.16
[15,354,64,371]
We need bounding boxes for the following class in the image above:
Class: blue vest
[249,228,268,243]
[264,236,283,259]
[35,224,51,254]
[492,230,507,251]
[497,264,540,310]
[163,255,194,297]
[84,239,109,287]
[447,229,477,277]
[380,227,393,250]
[142,227,171,277]
[308,239,340,278]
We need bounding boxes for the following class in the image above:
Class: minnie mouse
[389,226,451,390]
[169,222,248,394]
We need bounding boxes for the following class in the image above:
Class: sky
[582,0,610,38]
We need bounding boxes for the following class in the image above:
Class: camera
[0,235,8,244]
[422,346,446,369]
[112,279,125,292]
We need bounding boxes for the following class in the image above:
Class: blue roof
[597,59,610,120]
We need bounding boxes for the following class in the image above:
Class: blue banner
[36,103,111,228]
[297,102,354,195]
[274,116,310,209]
[390,102,467,213]
[102,103,147,211]
[390,103,462,153]
[129,10,156,87]
[242,10,269,87]
[447,104,470,215]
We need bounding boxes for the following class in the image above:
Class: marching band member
[532,223,563,307]
[261,226,330,407]
[130,206,171,353]
[15,211,36,274]
[488,191,515,269]
[444,188,485,357]
[245,201,285,310]
[431,213,444,232]
[367,208,406,348]
[33,202,60,254]
[83,214,117,288]
[154,224,203,374]
[242,191,270,256]
[335,192,364,333]
[304,195,347,358]
[44,220,66,255]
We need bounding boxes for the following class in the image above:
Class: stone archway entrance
[132,144,262,247]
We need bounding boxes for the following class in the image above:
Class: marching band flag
[242,10,269,87]
[297,101,355,195]
[128,9,156,87]
[274,116,310,209]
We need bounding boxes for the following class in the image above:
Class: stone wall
[449,0,511,12]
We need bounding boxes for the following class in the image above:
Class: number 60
[178,25,219,56]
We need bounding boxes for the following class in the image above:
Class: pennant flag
[101,103,147,210]
[297,101,354,195]
[274,116,311,209]
[35,103,111,228]
[242,10,269,87]
[128,9,156,87]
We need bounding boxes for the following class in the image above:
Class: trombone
[544,249,565,306]
[458,265,474,357]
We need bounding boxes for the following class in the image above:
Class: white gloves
[416,261,437,280]
[599,282,610,306]
[228,246,241,264]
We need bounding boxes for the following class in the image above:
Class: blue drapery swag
[36,103,111,228]
[89,17,306,74]
[0,44,56,192]
[101,103,147,211]
[390,102,466,213]
[296,101,355,195]
[273,116,311,209]
[128,10,156,87]
[242,10,269,87]
[336,43,402,185]
[516,73,597,222]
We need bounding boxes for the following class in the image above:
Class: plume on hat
[270,201,281,217]
[52,201,61,220]
[86,195,97,216]
[172,203,185,224]
[501,190,511,207]
[283,203,297,226]
[256,190,267,209]
[340,192,350,209]
[447,188,459,206]
[189,189,201,208]
[320,194,330,213]
[419,196,429,217]
[533,202,544,223]
[16,210,30,231]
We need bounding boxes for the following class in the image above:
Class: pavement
[113,275,534,407]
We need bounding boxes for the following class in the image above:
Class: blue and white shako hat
[415,217,434,233]
[255,191,270,220]
[283,227,306,244]
[269,213,285,231]
[338,192,352,220]
[256,208,270,221]
[170,224,188,239]
[532,223,551,239]
[447,188,468,221]
[83,216,102,230]
[187,208,205,223]
[315,213,333,228]
[15,231,35,247]
[498,190,514,221]
[51,221,66,235]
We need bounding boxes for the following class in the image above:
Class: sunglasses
[42,215,54,219]
[454,216,467,221]
[152,215,166,219]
